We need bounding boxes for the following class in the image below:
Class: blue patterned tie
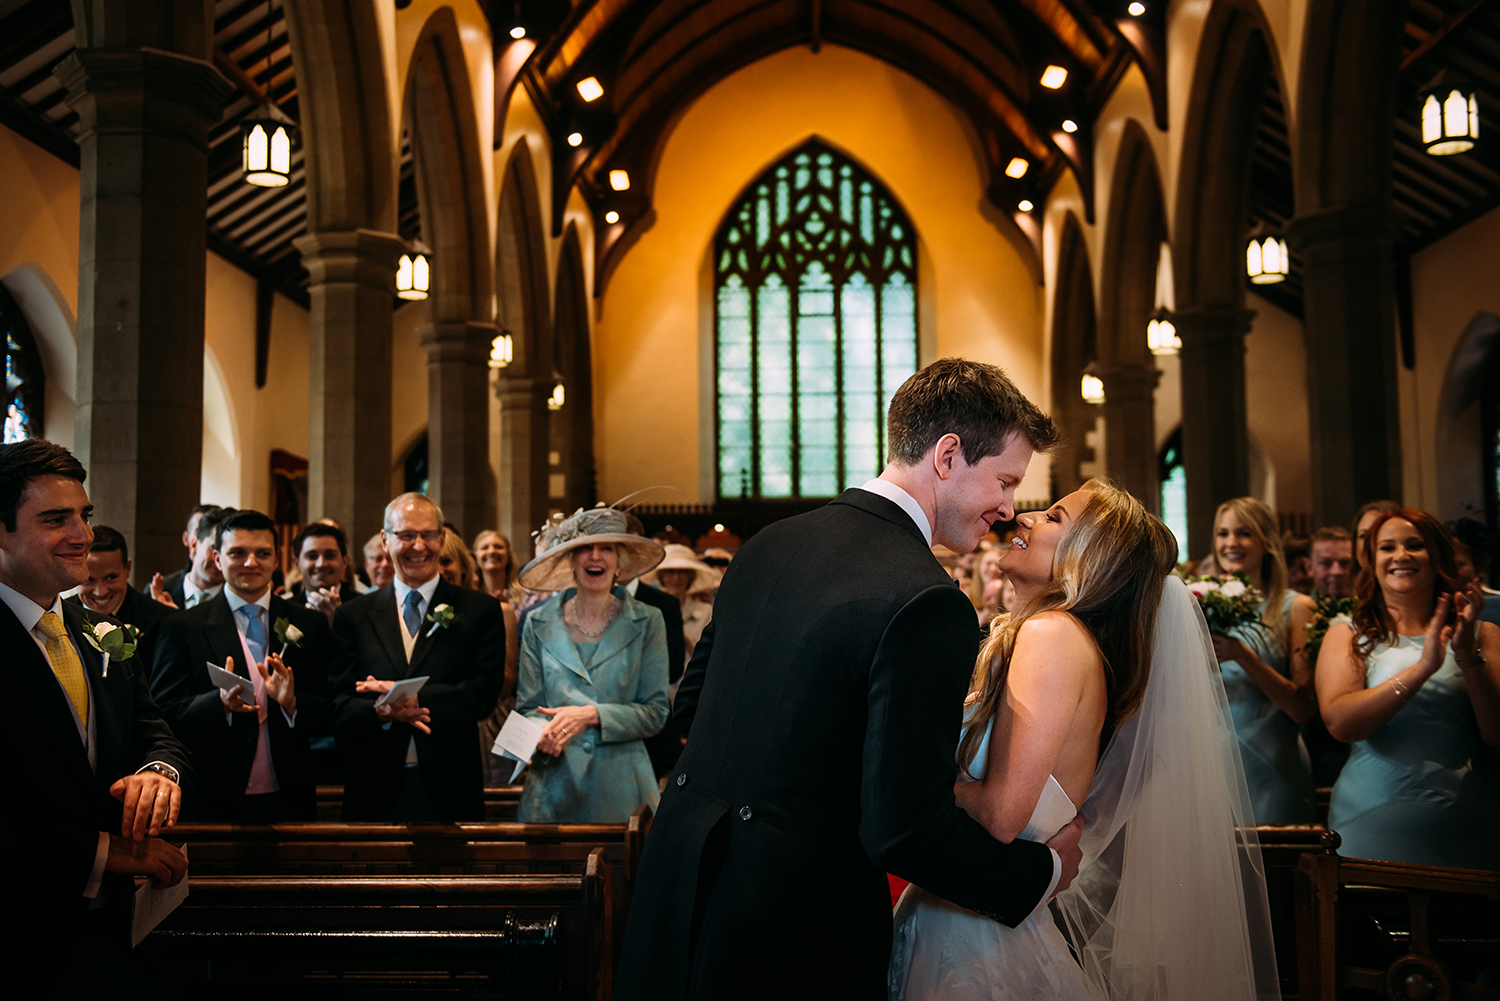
[242,605,267,664]
[403,590,423,637]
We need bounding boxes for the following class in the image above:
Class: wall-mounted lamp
[489,330,514,369]
[1081,373,1105,405]
[1146,308,1180,356]
[1245,233,1288,285]
[396,242,431,301]
[547,377,566,411]
[1421,73,1479,156]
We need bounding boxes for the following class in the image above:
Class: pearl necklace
[568,597,617,639]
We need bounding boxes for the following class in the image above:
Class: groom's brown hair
[886,357,1059,466]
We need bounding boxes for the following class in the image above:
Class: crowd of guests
[945,494,1500,872]
[58,478,728,833]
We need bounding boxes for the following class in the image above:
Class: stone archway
[550,225,596,513]
[1049,212,1098,499]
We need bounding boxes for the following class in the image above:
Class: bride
[890,480,1279,1000]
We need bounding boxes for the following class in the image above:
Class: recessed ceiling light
[1128,2,1146,15]
[1062,119,1078,133]
[567,132,583,147]
[609,169,630,191]
[1018,200,1035,212]
[1005,157,1029,179]
[576,76,604,102]
[1040,65,1068,89]
[604,210,620,224]
[509,25,526,39]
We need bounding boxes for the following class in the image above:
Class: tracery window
[714,140,917,499]
[1159,428,1187,564]
[1,284,43,443]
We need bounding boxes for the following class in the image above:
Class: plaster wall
[591,44,1048,507]
[1244,291,1310,519]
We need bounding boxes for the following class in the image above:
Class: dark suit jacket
[616,490,1055,1000]
[328,579,505,821]
[285,579,361,606]
[68,585,173,667]
[160,568,186,611]
[0,598,191,962]
[149,591,332,820]
[633,582,686,776]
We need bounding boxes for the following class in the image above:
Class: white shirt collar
[184,576,223,605]
[858,478,933,546]
[394,574,441,609]
[224,587,272,616]
[0,577,61,633]
[624,578,640,596]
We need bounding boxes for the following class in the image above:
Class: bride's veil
[1051,574,1281,1000]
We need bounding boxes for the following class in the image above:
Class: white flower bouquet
[1184,573,1264,637]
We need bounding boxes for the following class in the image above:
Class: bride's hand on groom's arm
[1045,815,1085,896]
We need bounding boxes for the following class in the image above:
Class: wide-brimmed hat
[643,543,722,594]
[518,504,665,591]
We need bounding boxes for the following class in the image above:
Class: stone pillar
[1174,306,1254,555]
[1288,206,1403,527]
[293,229,405,542]
[424,320,495,540]
[1097,363,1163,514]
[496,375,552,554]
[55,48,231,585]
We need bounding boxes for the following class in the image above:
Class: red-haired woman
[1317,509,1500,868]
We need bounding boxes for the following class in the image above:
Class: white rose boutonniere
[81,618,141,677]
[425,603,458,637]
[274,616,305,656]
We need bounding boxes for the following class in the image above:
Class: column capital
[1171,306,1255,351]
[421,319,498,359]
[1092,362,1161,399]
[495,375,548,407]
[55,48,232,148]
[1286,205,1400,249]
[293,230,406,290]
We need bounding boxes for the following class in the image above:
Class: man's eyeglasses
[392,530,443,545]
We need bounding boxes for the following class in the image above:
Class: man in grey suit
[618,359,1082,1000]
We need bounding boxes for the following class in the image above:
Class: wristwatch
[137,762,181,785]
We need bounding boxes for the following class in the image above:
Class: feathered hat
[517,503,665,591]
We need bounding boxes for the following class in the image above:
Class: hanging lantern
[488,330,514,369]
[396,242,431,301]
[1080,373,1105,405]
[1245,233,1288,285]
[241,111,293,187]
[1420,73,1479,156]
[1146,307,1180,356]
[547,377,566,411]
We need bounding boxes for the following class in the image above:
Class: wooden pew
[140,849,613,1000]
[315,784,525,820]
[1257,823,1332,997]
[1294,831,1500,1001]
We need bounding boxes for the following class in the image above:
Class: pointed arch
[1049,212,1097,499]
[711,138,918,501]
[496,139,553,380]
[552,224,596,512]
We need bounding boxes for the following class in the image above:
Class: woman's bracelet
[1456,648,1486,671]
[1389,675,1412,703]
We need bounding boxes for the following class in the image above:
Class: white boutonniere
[425,603,458,637]
[274,616,305,656]
[81,618,141,677]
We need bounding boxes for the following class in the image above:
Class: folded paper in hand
[132,846,189,947]
[374,675,429,708]
[490,712,545,784]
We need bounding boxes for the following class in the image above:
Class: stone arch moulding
[1049,212,1097,500]
[552,223,596,512]
[496,137,554,382]
[1435,311,1500,522]
[282,0,397,234]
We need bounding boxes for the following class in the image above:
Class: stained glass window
[1,284,42,444]
[715,140,917,500]
[1159,428,1187,563]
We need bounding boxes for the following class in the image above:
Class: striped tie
[36,611,89,728]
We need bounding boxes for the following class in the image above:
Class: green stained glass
[714,139,917,500]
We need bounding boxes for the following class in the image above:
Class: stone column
[55,48,231,585]
[496,375,552,552]
[424,319,495,539]
[1288,206,1403,527]
[1174,306,1254,554]
[293,229,405,542]
[1097,363,1163,514]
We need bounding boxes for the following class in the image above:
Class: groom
[617,358,1081,999]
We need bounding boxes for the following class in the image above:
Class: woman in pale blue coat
[514,505,669,823]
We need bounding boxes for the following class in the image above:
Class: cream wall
[392,297,432,495]
[1405,205,1500,519]
[1244,291,1310,517]
[591,44,1049,507]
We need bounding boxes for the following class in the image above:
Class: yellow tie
[36,611,89,728]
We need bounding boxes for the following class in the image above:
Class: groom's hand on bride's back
[1046,815,1086,895]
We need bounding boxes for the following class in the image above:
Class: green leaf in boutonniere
[81,618,141,677]
[425,603,459,637]
[1304,594,1354,666]
[274,616,305,656]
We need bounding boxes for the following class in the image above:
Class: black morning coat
[327,578,505,821]
[615,489,1055,1000]
[149,591,333,820]
[633,581,686,776]
[1,598,192,970]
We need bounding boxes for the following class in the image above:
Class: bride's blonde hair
[958,480,1178,777]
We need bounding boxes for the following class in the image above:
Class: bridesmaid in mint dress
[1208,498,1319,823]
[1317,510,1500,869]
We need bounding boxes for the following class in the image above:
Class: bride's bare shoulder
[1012,611,1105,676]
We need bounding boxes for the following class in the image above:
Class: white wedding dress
[888,578,1282,1001]
[888,719,1103,1000]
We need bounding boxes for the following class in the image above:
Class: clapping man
[286,522,360,624]
[329,493,505,821]
[151,504,227,610]
[72,524,171,664]
[150,510,331,821]
[0,440,189,984]
[1309,526,1353,600]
